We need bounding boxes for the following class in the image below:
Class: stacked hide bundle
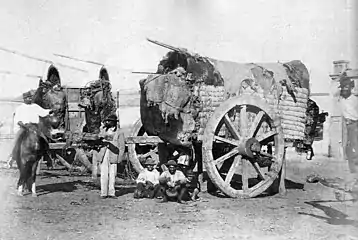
[140,48,311,146]
[210,60,310,140]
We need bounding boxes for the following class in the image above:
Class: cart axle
[237,138,261,158]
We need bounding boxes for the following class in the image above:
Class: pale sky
[0,0,356,98]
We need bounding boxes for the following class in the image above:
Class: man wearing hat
[158,159,187,203]
[96,113,123,199]
[7,91,52,168]
[331,71,358,198]
[133,156,161,199]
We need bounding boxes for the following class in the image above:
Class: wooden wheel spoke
[240,105,248,137]
[249,111,265,138]
[214,136,239,146]
[241,157,249,192]
[214,147,240,166]
[223,114,241,140]
[250,161,266,180]
[139,147,158,159]
[259,151,273,159]
[225,156,241,184]
[256,130,277,142]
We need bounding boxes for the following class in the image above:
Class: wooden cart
[123,39,311,198]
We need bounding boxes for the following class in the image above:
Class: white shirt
[339,95,358,121]
[331,81,358,121]
[136,169,160,185]
[13,103,51,132]
[159,170,187,185]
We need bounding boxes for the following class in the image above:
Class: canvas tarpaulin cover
[209,59,306,99]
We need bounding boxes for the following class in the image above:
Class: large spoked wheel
[128,118,159,173]
[203,96,285,198]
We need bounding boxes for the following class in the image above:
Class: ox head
[22,90,36,104]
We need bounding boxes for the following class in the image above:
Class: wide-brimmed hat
[104,114,118,122]
[166,160,177,166]
[144,157,156,166]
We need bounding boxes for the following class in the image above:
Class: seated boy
[134,156,161,199]
[180,169,200,201]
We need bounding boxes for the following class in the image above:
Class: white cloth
[177,155,190,166]
[159,170,187,185]
[100,148,117,197]
[13,103,51,132]
[136,169,160,185]
[339,95,358,121]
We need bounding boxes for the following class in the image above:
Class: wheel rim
[203,96,285,198]
[128,118,159,173]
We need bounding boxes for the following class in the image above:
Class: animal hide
[161,75,191,122]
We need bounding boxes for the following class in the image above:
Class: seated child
[179,169,200,202]
[134,156,161,199]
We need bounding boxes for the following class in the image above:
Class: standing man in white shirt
[7,92,51,168]
[96,114,122,199]
[333,73,358,197]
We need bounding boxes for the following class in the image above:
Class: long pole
[0,46,88,73]
[53,53,104,66]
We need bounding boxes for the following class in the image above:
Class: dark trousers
[159,182,188,202]
[134,182,161,199]
[346,120,358,173]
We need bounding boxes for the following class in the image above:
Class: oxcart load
[138,40,312,198]
[23,65,67,130]
[21,66,120,175]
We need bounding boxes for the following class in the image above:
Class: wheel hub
[237,138,261,158]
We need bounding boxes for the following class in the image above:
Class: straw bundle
[195,83,308,141]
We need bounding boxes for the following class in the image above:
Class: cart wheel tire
[128,118,159,173]
[202,95,285,198]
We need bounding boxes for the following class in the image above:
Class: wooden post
[36,157,42,175]
[91,150,99,179]
[158,143,169,172]
[278,148,287,196]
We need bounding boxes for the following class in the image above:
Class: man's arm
[136,171,146,184]
[33,103,51,117]
[159,172,169,184]
[331,81,341,98]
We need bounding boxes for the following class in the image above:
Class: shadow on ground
[206,173,305,198]
[298,201,358,228]
[115,186,136,197]
[36,179,136,198]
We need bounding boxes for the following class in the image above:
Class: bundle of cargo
[195,61,310,141]
[26,69,67,130]
[140,46,310,146]
[78,78,117,134]
[134,39,315,198]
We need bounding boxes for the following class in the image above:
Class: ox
[12,114,60,197]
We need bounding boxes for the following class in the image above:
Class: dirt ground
[0,151,358,240]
